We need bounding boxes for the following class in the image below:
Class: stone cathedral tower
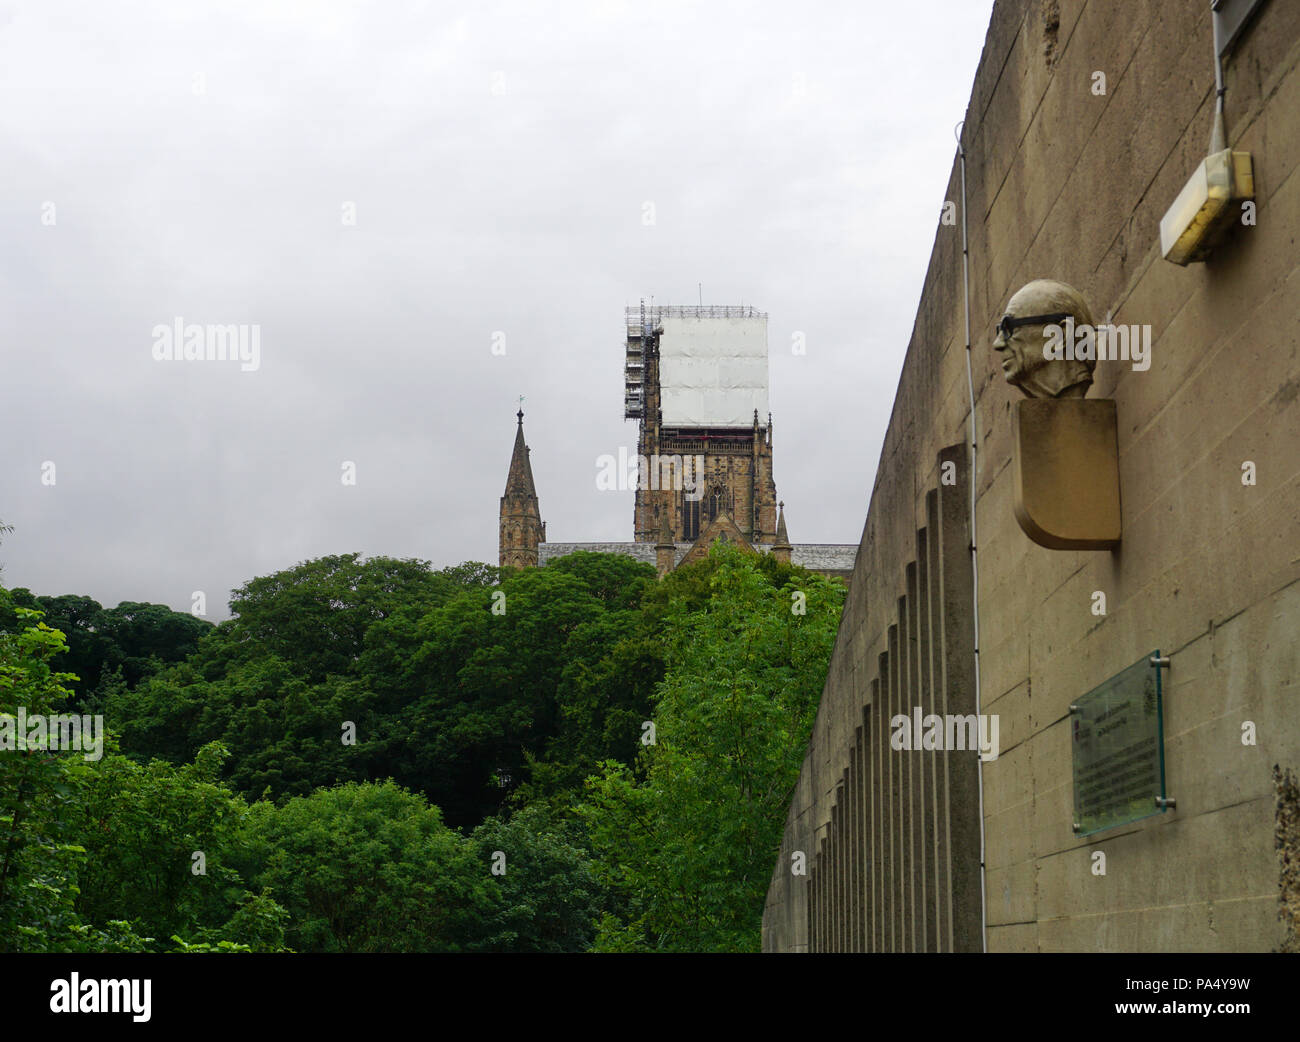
[492,301,857,584]
[499,409,545,569]
[624,304,778,544]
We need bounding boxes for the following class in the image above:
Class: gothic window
[682,495,699,541]
[705,484,728,524]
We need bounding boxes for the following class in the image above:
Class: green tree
[580,544,845,951]
[0,592,212,708]
[224,554,456,683]
[367,554,656,825]
[0,579,284,953]
[0,594,95,951]
[231,780,495,952]
[469,803,605,952]
[104,552,660,823]
[435,561,502,588]
[71,742,263,946]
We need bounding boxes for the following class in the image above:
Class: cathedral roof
[677,510,755,567]
[537,539,858,575]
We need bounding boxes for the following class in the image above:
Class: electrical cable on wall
[955,119,989,955]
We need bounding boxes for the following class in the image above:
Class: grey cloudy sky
[1,0,993,619]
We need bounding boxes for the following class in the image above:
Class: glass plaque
[1070,651,1167,836]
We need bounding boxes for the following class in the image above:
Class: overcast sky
[1,0,994,619]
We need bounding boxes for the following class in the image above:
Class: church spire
[657,503,675,545]
[774,501,790,544]
[772,501,792,564]
[500,408,545,569]
[504,409,538,500]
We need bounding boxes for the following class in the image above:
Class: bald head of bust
[993,279,1095,399]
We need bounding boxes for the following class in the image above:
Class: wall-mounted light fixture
[1159,148,1253,265]
[1159,0,1266,265]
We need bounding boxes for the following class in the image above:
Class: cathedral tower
[499,409,545,569]
[625,303,778,545]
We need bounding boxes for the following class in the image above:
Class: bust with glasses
[993,279,1095,399]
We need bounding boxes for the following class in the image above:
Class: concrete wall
[764,0,1300,952]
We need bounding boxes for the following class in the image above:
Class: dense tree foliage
[468,803,607,953]
[230,780,492,952]
[0,590,212,709]
[0,595,100,951]
[580,547,844,951]
[0,591,279,952]
[1,539,844,952]
[108,551,658,825]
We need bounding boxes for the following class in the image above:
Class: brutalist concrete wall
[763,0,1300,952]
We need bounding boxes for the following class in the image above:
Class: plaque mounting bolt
[1155,796,1176,809]
[1150,655,1171,668]
[1072,822,1081,833]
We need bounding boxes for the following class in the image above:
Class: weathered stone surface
[1012,398,1122,549]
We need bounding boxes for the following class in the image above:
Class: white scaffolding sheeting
[658,314,768,426]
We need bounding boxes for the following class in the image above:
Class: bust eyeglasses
[994,312,1071,342]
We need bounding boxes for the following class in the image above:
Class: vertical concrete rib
[936,443,980,952]
[898,594,913,951]
[830,799,841,952]
[881,646,895,952]
[808,863,817,953]
[843,755,854,952]
[817,834,827,952]
[862,705,873,952]
[926,489,952,951]
[836,787,846,952]
[871,677,883,953]
[907,563,926,951]
[916,524,938,952]
[909,543,930,951]
[854,747,864,952]
[888,623,902,951]
[847,745,859,952]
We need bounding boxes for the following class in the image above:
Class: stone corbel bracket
[1013,399,1121,550]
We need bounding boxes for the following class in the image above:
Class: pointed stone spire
[656,504,675,547]
[503,408,537,500]
[500,409,544,569]
[773,501,792,564]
